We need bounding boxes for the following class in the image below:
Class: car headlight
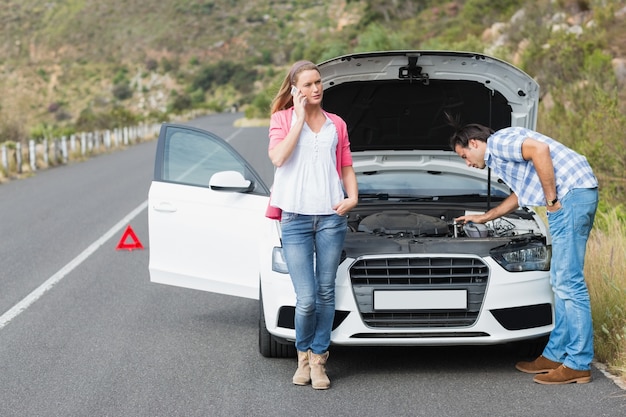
[490,239,551,272]
[272,247,289,274]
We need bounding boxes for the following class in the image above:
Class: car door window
[159,125,257,191]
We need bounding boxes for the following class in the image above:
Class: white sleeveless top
[271,113,345,215]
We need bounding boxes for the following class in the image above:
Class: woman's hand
[333,197,358,216]
[292,89,307,118]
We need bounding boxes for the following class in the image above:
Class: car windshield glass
[357,171,509,199]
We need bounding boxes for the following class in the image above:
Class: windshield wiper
[358,193,391,200]
[360,193,506,202]
[359,193,438,201]
[399,194,495,202]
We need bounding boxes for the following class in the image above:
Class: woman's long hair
[270,60,319,114]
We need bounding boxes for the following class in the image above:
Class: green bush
[112,82,133,100]
[189,88,206,105]
[168,93,192,113]
[160,57,179,73]
[246,91,272,119]
[461,0,525,27]
[75,105,138,131]
[112,67,129,85]
[190,61,258,94]
[354,23,408,52]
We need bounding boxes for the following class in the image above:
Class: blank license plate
[374,290,467,310]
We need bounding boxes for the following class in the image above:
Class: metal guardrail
[0,123,161,179]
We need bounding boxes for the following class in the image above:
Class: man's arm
[521,138,560,211]
[455,193,519,224]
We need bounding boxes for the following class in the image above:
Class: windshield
[357,171,509,200]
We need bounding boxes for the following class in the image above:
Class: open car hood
[318,50,539,152]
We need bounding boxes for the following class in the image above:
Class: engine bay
[343,206,547,257]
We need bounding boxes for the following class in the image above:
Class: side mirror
[209,170,254,193]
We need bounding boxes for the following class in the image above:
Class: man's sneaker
[533,364,592,385]
[515,355,562,374]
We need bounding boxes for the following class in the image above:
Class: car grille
[349,256,489,328]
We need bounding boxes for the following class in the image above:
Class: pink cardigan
[266,108,353,219]
[268,108,353,179]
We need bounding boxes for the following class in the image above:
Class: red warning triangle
[116,225,144,251]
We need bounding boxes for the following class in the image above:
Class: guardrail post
[81,132,87,156]
[16,142,22,174]
[61,136,68,163]
[53,138,61,163]
[43,138,49,166]
[1,145,8,171]
[29,140,37,171]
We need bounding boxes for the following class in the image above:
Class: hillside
[1,0,625,201]
[0,0,363,135]
[0,0,361,63]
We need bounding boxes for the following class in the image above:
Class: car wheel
[259,291,296,358]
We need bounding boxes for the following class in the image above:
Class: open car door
[148,123,271,300]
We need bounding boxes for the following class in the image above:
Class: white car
[148,51,553,358]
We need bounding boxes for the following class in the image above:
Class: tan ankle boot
[308,351,330,390]
[292,350,311,385]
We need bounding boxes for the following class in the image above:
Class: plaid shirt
[485,127,598,207]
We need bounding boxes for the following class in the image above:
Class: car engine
[343,207,546,257]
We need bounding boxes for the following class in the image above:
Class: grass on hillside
[586,208,626,380]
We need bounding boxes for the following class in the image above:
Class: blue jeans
[280,213,347,354]
[542,187,598,371]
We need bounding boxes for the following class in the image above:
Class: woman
[267,60,358,389]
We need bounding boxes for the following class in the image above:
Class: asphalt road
[0,112,624,417]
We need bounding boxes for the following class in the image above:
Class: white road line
[0,200,148,331]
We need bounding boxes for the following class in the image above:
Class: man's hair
[445,112,494,150]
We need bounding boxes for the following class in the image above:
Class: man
[450,124,598,385]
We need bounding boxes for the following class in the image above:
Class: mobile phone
[290,85,299,96]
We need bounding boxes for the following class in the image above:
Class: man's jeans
[280,213,347,354]
[543,187,598,371]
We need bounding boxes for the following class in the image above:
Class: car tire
[259,290,296,358]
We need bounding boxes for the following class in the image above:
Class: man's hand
[455,193,520,225]
[546,201,562,213]
[454,213,489,224]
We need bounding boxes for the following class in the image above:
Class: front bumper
[260,256,554,346]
